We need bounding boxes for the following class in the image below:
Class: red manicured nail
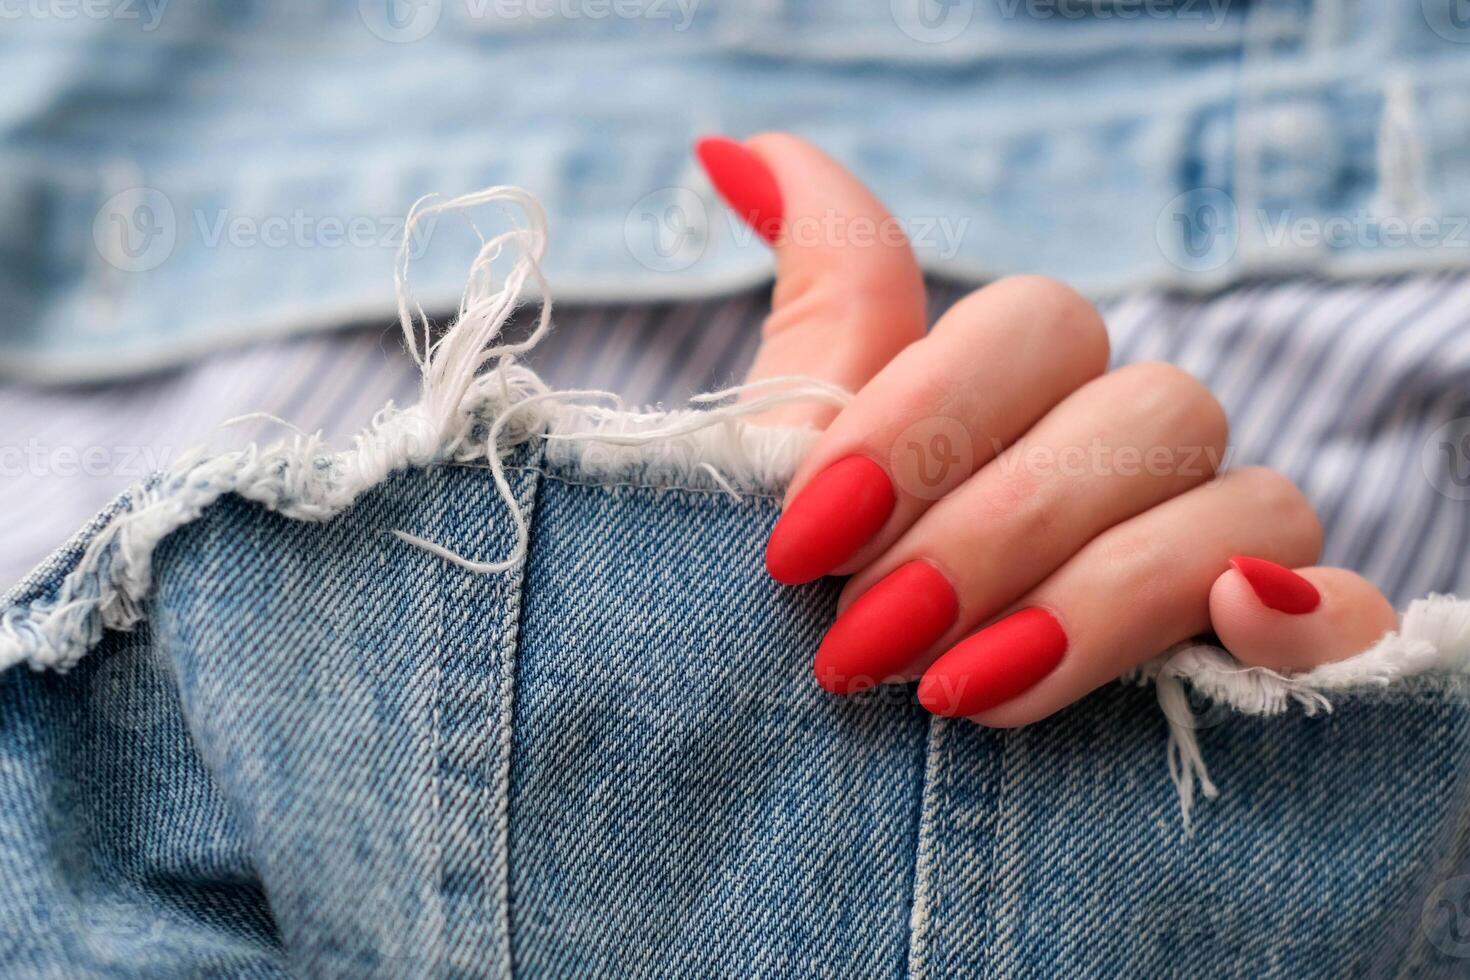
[917,608,1068,718]
[1230,556,1320,614]
[814,561,958,695]
[694,136,784,245]
[766,456,895,585]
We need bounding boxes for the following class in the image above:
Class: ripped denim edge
[3,184,1468,829]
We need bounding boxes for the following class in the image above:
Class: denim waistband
[4,1,1470,379]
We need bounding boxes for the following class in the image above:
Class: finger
[814,362,1226,694]
[917,467,1323,727]
[765,276,1109,585]
[694,133,926,428]
[1209,559,1398,672]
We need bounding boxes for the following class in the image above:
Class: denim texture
[3,437,1470,976]
[6,1,1470,378]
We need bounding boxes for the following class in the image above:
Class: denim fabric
[3,437,1470,976]
[6,1,1470,378]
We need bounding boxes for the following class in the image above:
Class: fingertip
[764,533,818,586]
[693,134,784,245]
[764,455,896,586]
[1228,555,1320,614]
[1211,565,1398,672]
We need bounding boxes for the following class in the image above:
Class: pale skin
[729,132,1399,727]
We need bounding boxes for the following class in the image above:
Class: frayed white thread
[397,368,852,567]
[0,184,837,672]
[1133,593,1470,832]
[387,191,850,571]
[698,463,742,501]
[219,412,309,438]
[1157,670,1218,837]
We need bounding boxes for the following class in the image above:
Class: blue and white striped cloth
[4,274,1469,608]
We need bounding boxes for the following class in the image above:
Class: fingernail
[1230,556,1320,614]
[814,561,958,695]
[694,136,784,245]
[766,456,895,585]
[917,608,1068,718]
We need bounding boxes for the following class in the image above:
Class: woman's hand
[695,132,1400,726]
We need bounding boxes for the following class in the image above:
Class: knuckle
[1120,361,1209,409]
[1095,528,1168,592]
[1119,362,1229,450]
[1232,467,1324,558]
[994,275,1110,369]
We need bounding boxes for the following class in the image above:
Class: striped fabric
[4,274,1469,609]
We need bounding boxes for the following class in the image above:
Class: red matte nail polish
[1230,556,1320,614]
[814,561,958,695]
[766,456,895,585]
[917,608,1068,718]
[694,136,784,245]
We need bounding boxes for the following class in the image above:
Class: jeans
[3,430,1469,977]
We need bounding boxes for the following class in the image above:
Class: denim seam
[430,466,447,977]
[940,722,960,975]
[490,463,785,500]
[906,716,945,980]
[489,455,543,979]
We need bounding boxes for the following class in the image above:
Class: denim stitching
[490,463,786,501]
[489,460,542,979]
[429,466,447,976]
[906,716,946,980]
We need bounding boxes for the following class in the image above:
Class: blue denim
[5,1,1470,379]
[3,438,1469,977]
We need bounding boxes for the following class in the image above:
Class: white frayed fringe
[0,186,834,671]
[2,185,1469,832]
[1131,593,1470,832]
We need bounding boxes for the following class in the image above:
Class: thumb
[1209,557,1400,672]
[694,133,926,428]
